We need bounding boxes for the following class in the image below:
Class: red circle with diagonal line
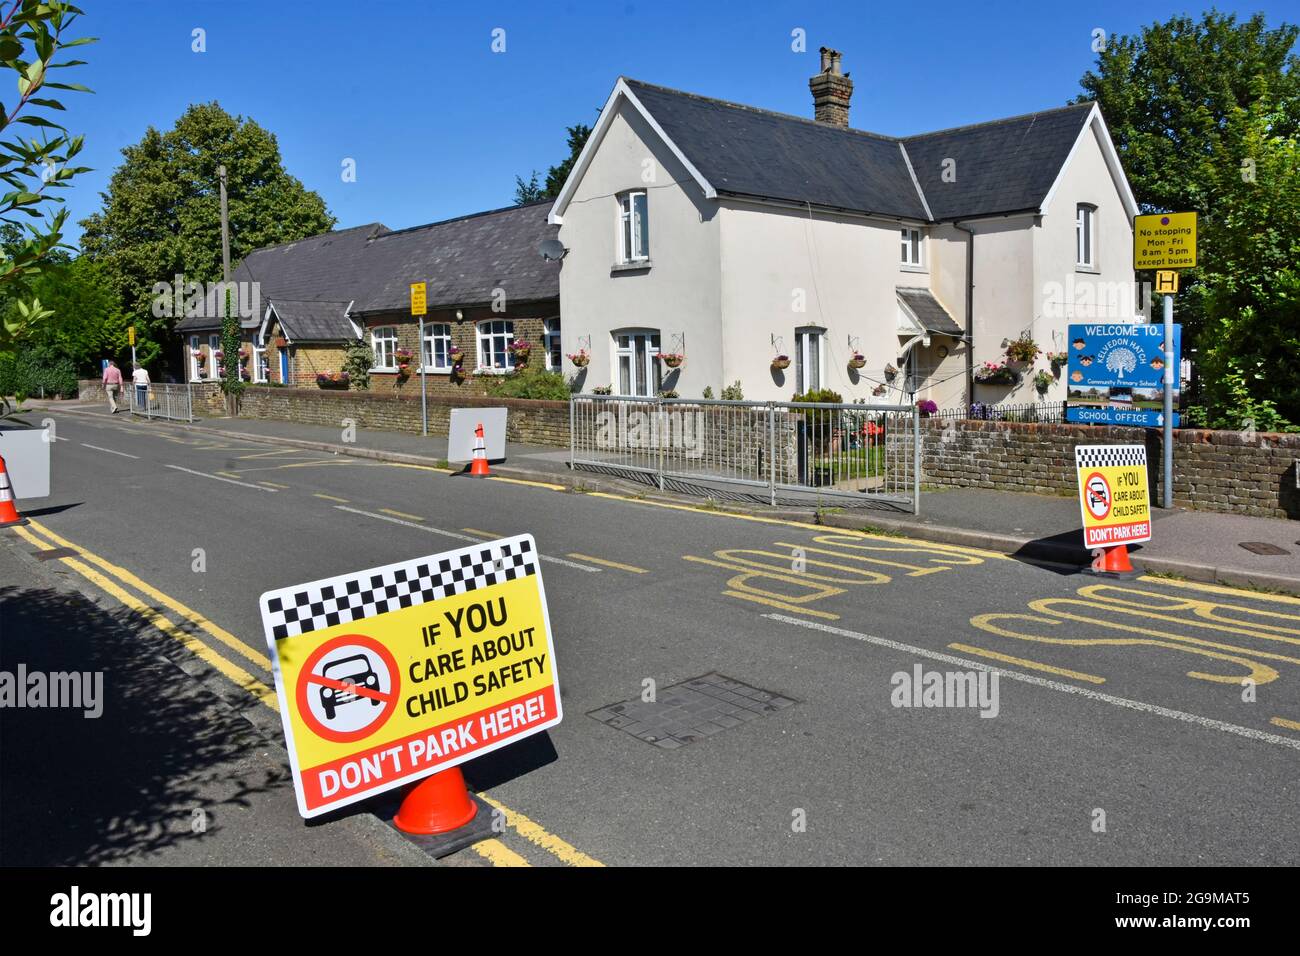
[1084,471,1112,521]
[296,633,400,743]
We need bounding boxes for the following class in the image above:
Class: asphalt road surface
[4,405,1299,866]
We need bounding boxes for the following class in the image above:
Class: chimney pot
[810,48,853,127]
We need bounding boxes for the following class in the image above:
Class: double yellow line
[9,519,602,868]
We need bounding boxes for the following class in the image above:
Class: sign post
[260,534,563,844]
[1133,211,1196,510]
[410,282,428,437]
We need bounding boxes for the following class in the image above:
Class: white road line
[335,505,599,572]
[165,464,278,491]
[80,443,140,459]
[765,613,1300,752]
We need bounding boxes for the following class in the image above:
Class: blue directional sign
[1064,323,1181,428]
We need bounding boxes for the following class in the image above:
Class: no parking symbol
[295,634,400,744]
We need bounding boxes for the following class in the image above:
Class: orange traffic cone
[0,454,27,528]
[1094,544,1134,574]
[468,422,491,478]
[393,767,478,834]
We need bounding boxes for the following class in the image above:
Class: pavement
[3,402,1300,866]
[36,399,1300,595]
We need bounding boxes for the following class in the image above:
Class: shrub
[11,346,76,398]
[342,340,374,389]
[720,380,744,401]
[486,368,571,401]
[0,353,17,397]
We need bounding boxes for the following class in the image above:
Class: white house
[548,48,1139,407]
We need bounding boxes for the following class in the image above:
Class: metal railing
[932,400,1066,424]
[570,395,920,512]
[128,382,194,422]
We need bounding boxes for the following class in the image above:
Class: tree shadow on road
[0,582,286,865]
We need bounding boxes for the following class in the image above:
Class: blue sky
[58,0,1296,247]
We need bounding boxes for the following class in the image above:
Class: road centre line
[313,493,349,503]
[80,443,140,459]
[165,464,278,491]
[768,613,1300,751]
[334,506,599,572]
[566,553,649,574]
[381,508,424,521]
[11,520,598,866]
[25,520,274,671]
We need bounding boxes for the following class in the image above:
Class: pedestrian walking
[132,364,150,411]
[102,359,123,413]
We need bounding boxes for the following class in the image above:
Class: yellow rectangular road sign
[1134,212,1197,270]
[128,326,135,346]
[1075,445,1152,549]
[1155,270,1179,294]
[410,281,427,316]
[259,534,562,818]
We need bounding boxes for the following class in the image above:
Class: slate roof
[351,201,560,315]
[175,222,389,335]
[619,79,1095,223]
[896,287,963,337]
[269,300,355,342]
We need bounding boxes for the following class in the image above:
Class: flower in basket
[448,345,465,366]
[1033,369,1054,392]
[848,352,867,370]
[238,346,250,357]
[508,340,533,364]
[567,348,591,368]
[771,354,791,370]
[883,363,899,381]
[214,349,225,360]
[1005,337,1040,364]
[916,398,938,417]
[1046,350,1069,366]
[659,352,685,368]
[974,361,1018,385]
[871,383,887,396]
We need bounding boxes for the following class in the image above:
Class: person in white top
[131,365,150,410]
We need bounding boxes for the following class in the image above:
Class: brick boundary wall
[78,380,225,415]
[236,385,569,447]
[920,419,1300,519]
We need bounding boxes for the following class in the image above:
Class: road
[4,404,1300,866]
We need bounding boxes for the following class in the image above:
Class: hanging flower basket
[1033,370,1054,393]
[508,340,533,366]
[916,399,938,418]
[567,349,591,368]
[1046,350,1069,367]
[883,363,899,382]
[974,361,1019,386]
[316,371,350,389]
[1005,337,1041,365]
[848,353,867,370]
[771,354,791,370]
[872,383,887,396]
[659,352,684,369]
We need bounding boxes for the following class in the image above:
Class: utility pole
[218,165,231,282]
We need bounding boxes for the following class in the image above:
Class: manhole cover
[588,672,797,750]
[1239,541,1291,556]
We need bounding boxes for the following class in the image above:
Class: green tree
[0,0,95,354]
[78,102,335,370]
[1076,11,1300,424]
[514,122,592,204]
[13,253,129,373]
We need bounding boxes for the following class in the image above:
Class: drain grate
[588,672,797,750]
[1239,541,1291,556]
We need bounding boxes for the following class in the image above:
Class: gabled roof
[901,103,1095,220]
[896,287,963,337]
[551,78,1134,225]
[175,222,389,332]
[268,299,356,342]
[350,201,559,315]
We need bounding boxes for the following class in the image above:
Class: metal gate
[569,395,920,513]
[128,382,195,423]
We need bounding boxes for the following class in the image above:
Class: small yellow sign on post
[1134,211,1197,270]
[409,282,427,316]
[128,326,135,346]
[1155,271,1179,294]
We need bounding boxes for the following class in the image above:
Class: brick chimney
[809,47,852,127]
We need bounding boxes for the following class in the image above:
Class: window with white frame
[1076,203,1096,268]
[613,329,661,396]
[252,344,268,383]
[794,327,824,394]
[543,318,561,370]
[900,227,924,268]
[423,323,453,371]
[371,325,398,369]
[208,334,221,379]
[477,319,515,370]
[618,191,649,263]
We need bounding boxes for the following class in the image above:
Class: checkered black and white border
[262,535,538,640]
[1075,445,1146,470]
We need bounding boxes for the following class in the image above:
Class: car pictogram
[319,653,382,720]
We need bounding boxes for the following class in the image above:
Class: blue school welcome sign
[1064,323,1181,428]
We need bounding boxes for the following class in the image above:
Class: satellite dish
[538,239,567,261]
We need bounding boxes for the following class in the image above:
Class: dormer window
[900,227,924,268]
